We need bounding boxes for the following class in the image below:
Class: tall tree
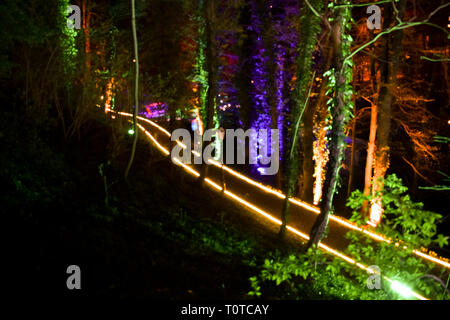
[279,0,323,238]
[370,0,407,222]
[124,0,139,180]
[307,0,354,247]
[198,0,218,182]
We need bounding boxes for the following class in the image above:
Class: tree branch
[402,156,435,185]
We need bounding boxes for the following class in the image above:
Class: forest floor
[4,112,332,300]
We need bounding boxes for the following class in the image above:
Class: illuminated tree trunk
[361,45,378,211]
[199,0,217,182]
[313,124,329,205]
[372,0,406,220]
[307,37,332,204]
[82,0,91,72]
[279,0,323,239]
[307,4,353,248]
[124,0,139,180]
[347,98,356,197]
[363,97,377,207]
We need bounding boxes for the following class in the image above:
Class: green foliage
[59,0,78,76]
[348,174,448,249]
[248,247,387,299]
[346,174,449,299]
[249,174,448,300]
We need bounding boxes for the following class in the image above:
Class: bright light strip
[207,159,286,200]
[136,123,170,156]
[205,178,223,191]
[118,113,450,271]
[390,280,414,299]
[413,250,450,269]
[318,243,356,265]
[136,115,171,137]
[223,190,283,226]
[286,226,310,240]
[117,112,171,137]
[288,198,320,213]
[172,157,200,177]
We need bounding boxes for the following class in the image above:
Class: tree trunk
[278,0,323,239]
[372,0,406,212]
[124,0,139,180]
[82,0,91,72]
[363,98,377,204]
[307,7,353,248]
[361,46,379,212]
[347,100,356,197]
[199,0,217,182]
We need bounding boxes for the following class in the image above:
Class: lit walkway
[117,112,450,300]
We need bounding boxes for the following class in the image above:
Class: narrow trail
[117,112,450,300]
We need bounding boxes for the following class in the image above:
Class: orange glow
[313,126,329,205]
[208,159,287,199]
[104,78,114,114]
[172,157,200,177]
[136,123,170,156]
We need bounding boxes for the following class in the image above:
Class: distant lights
[128,128,135,135]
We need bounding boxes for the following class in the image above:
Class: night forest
[2,0,450,303]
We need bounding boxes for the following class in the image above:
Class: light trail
[136,123,170,156]
[118,112,171,137]
[119,112,450,271]
[135,123,429,300]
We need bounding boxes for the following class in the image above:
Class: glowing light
[128,128,135,135]
[204,178,223,191]
[136,123,170,156]
[257,167,266,175]
[172,157,200,177]
[118,112,171,137]
[207,159,286,199]
[319,243,356,265]
[412,250,450,268]
[369,199,383,227]
[104,78,114,114]
[288,198,320,213]
[313,126,328,204]
[390,281,414,298]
